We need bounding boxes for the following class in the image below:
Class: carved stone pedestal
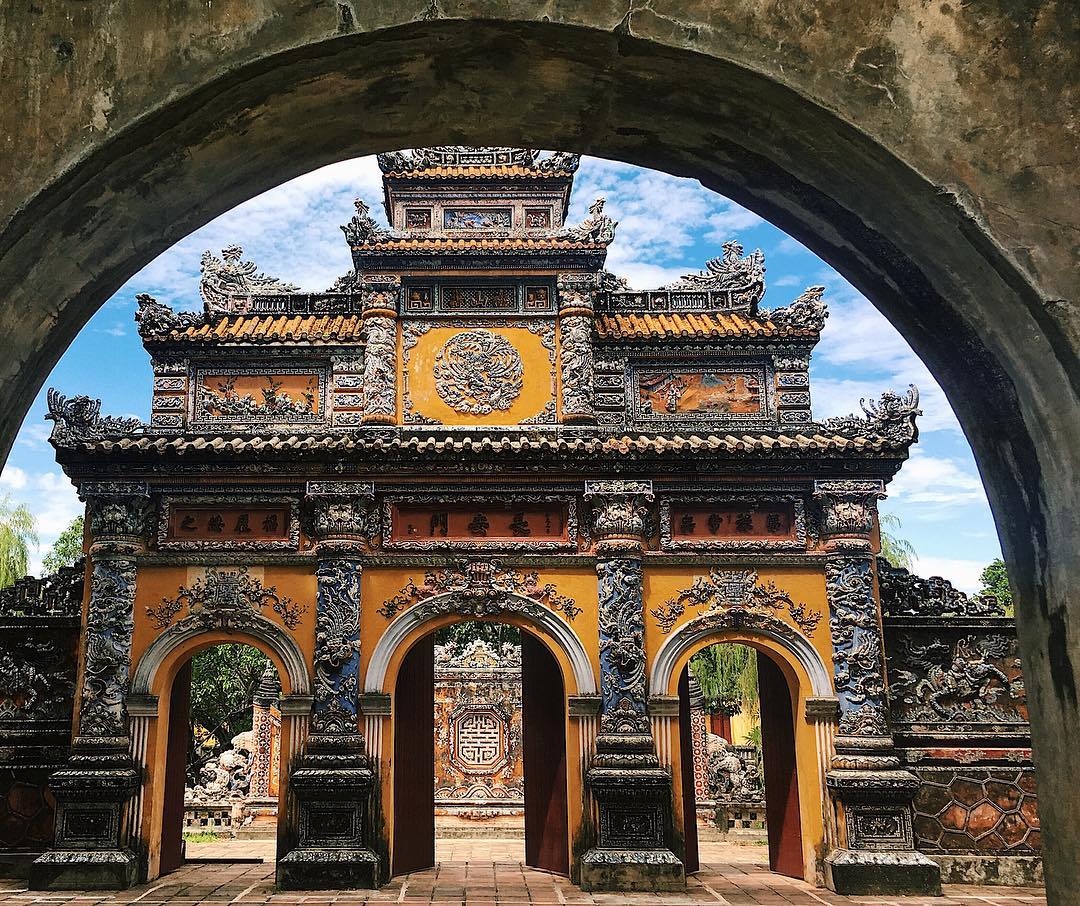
[825,734,941,896]
[580,705,684,892]
[277,734,380,889]
[29,741,140,890]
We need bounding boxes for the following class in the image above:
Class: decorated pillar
[814,480,940,895]
[557,274,596,425]
[31,482,152,890]
[360,278,399,427]
[278,481,380,889]
[580,480,684,892]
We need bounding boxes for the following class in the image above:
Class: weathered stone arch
[2,6,1076,894]
[364,592,596,696]
[649,609,834,701]
[130,613,311,698]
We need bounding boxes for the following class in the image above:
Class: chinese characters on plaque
[670,503,795,540]
[165,505,292,543]
[390,502,570,545]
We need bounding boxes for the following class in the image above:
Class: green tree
[187,644,271,776]
[689,643,758,717]
[979,558,1013,611]
[879,511,917,569]
[434,621,520,649]
[0,493,37,589]
[42,515,84,574]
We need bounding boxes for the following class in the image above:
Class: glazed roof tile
[381,165,577,179]
[595,312,817,340]
[59,430,903,458]
[163,315,364,343]
[350,236,607,251]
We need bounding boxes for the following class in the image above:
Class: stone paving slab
[0,842,1045,906]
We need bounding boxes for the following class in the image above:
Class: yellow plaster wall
[401,324,556,426]
[130,564,318,670]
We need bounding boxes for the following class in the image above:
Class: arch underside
[365,591,595,696]
[2,11,1076,895]
[130,612,311,698]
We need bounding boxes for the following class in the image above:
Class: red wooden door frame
[521,633,569,875]
[678,667,700,874]
[757,652,804,879]
[392,634,435,876]
[160,659,192,874]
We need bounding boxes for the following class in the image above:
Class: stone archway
[127,618,312,881]
[650,609,837,885]
[2,9,1076,895]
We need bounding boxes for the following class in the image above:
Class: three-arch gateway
[6,149,1035,896]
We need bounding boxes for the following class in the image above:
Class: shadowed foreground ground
[0,840,1045,905]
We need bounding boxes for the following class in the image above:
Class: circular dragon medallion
[434,330,524,415]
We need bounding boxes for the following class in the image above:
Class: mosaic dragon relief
[146,567,308,632]
[376,559,580,622]
[888,632,1026,726]
[402,320,556,425]
[650,568,822,636]
[433,330,524,415]
[311,559,362,736]
[79,557,138,738]
[597,557,649,734]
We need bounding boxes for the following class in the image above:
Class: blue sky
[0,155,1002,588]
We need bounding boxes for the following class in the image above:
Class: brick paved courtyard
[0,842,1044,906]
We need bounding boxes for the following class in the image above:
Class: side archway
[364,593,596,696]
[651,609,835,885]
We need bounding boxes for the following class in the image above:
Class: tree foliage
[0,493,37,590]
[979,558,1013,612]
[434,620,520,649]
[879,511,917,569]
[42,515,84,574]
[187,644,271,777]
[689,643,758,717]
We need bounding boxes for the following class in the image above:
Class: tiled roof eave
[53,431,912,460]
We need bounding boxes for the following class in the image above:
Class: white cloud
[887,449,987,508]
[810,292,963,434]
[772,275,801,287]
[0,464,28,489]
[703,204,763,241]
[909,556,986,595]
[15,424,51,449]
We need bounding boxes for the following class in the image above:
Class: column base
[29,850,138,890]
[579,848,685,892]
[824,848,942,896]
[276,849,380,889]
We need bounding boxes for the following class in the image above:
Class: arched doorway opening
[678,644,803,879]
[128,620,311,883]
[157,645,283,874]
[652,614,834,886]
[391,619,570,878]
